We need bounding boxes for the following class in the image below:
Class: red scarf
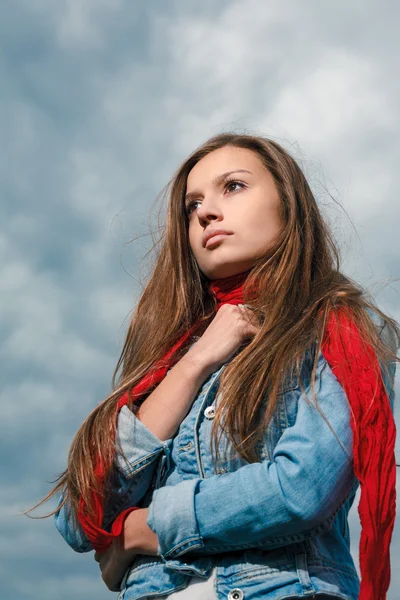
[78,272,396,600]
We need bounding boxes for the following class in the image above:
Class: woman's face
[185,145,283,279]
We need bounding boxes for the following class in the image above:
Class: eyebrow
[185,169,252,203]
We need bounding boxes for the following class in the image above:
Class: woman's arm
[54,494,94,553]
[144,347,393,560]
[111,311,398,561]
[132,305,259,440]
[132,352,211,441]
[56,306,259,553]
[54,352,210,553]
[101,307,259,529]
[54,412,171,553]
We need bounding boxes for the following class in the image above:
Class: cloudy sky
[1,1,399,598]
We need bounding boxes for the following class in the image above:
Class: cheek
[244,209,281,247]
[188,227,200,256]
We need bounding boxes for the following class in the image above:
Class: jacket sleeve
[54,405,173,552]
[54,493,93,553]
[146,346,394,560]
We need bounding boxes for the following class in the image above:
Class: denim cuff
[116,405,173,477]
[54,493,93,553]
[147,479,204,559]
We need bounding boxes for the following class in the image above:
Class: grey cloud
[1,0,399,597]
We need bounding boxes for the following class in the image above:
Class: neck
[209,270,251,308]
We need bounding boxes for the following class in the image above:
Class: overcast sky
[1,1,399,598]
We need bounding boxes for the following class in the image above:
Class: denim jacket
[55,311,397,600]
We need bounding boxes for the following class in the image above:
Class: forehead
[187,146,264,188]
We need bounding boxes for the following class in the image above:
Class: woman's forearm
[135,353,211,441]
[135,307,257,441]
[123,508,158,555]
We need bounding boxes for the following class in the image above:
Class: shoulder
[323,305,398,355]
[322,305,397,411]
[365,307,399,355]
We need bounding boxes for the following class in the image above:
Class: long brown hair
[31,132,399,519]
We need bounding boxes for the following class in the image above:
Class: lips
[202,229,233,248]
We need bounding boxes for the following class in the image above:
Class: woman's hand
[184,304,260,377]
[94,538,136,592]
[94,508,159,591]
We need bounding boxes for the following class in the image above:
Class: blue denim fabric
[55,311,397,600]
[54,405,173,552]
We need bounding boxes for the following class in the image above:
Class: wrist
[123,508,159,556]
[122,511,139,553]
[179,352,213,381]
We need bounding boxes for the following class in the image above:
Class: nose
[195,195,223,227]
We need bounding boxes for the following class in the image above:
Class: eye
[185,200,201,216]
[185,179,246,216]
[224,179,246,193]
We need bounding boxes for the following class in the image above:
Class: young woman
[38,133,398,599]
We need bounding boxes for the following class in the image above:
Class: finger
[238,304,260,327]
[237,303,251,318]
[238,303,255,314]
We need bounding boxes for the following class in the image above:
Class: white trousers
[145,568,340,600]
[146,567,216,599]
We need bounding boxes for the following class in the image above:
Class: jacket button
[204,405,215,419]
[228,589,244,600]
